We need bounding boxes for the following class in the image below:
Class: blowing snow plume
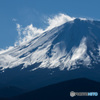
[15,13,75,46]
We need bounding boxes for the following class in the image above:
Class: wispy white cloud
[15,24,44,46]
[15,13,75,46]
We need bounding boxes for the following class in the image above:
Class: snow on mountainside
[0,18,100,72]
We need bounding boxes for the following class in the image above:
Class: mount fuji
[0,17,100,92]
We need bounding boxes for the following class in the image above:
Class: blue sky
[0,0,100,49]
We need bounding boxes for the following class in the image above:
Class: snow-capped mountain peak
[0,18,100,72]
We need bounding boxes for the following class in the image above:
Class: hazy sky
[0,0,100,49]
